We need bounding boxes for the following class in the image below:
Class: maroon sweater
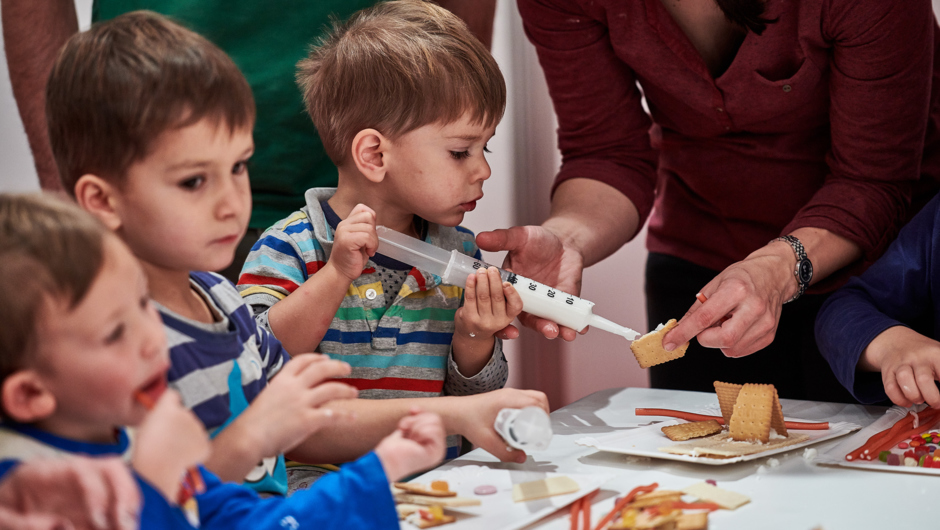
[520,0,940,289]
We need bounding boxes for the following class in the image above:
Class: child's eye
[105,323,125,345]
[450,150,471,160]
[180,176,205,190]
[484,144,492,154]
[232,160,250,175]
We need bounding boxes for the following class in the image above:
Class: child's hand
[374,409,446,482]
[239,353,359,457]
[131,390,210,503]
[451,388,549,464]
[454,267,524,340]
[863,326,940,408]
[328,203,377,282]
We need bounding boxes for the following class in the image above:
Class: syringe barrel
[375,226,451,277]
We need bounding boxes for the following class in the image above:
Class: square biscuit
[630,319,689,368]
[729,384,775,442]
[677,512,709,530]
[661,420,723,441]
[713,381,742,426]
[769,387,788,437]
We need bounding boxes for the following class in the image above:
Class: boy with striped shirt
[237,1,548,487]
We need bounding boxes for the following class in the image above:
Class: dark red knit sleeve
[518,0,659,226]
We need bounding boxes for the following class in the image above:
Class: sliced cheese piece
[682,482,750,510]
[511,476,579,503]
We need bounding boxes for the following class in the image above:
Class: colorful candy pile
[877,430,940,467]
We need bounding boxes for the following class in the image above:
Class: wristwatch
[773,235,812,303]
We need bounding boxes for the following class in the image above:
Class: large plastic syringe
[376,226,640,340]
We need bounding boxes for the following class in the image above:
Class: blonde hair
[297,0,506,165]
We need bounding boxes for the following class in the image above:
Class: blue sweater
[816,193,940,404]
[0,423,398,529]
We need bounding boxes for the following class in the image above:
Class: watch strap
[773,235,809,303]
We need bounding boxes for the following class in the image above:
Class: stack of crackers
[659,382,809,459]
[394,481,480,528]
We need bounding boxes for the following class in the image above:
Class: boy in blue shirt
[44,8,446,504]
[0,193,445,528]
[816,193,940,409]
[238,1,549,485]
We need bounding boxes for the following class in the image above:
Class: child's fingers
[503,283,523,318]
[297,358,352,386]
[304,381,358,407]
[894,365,924,405]
[462,272,478,314]
[486,268,506,317]
[281,353,328,375]
[916,363,940,408]
[883,371,912,408]
[474,268,493,315]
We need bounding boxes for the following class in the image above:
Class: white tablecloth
[414,387,937,529]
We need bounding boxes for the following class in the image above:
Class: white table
[417,387,938,529]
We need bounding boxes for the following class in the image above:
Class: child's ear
[74,174,123,231]
[1,371,56,423]
[351,129,388,184]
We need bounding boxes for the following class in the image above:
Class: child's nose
[473,158,492,182]
[216,177,248,219]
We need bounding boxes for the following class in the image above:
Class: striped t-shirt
[160,271,290,496]
[238,188,509,456]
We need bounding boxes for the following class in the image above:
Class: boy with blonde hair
[0,194,445,528]
[45,9,447,509]
[238,0,548,485]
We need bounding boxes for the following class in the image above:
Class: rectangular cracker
[630,319,689,368]
[677,512,708,530]
[629,489,683,509]
[394,493,481,507]
[662,420,723,441]
[659,432,809,458]
[729,384,774,442]
[770,387,788,437]
[713,381,742,426]
[511,476,579,502]
[393,482,456,497]
[682,482,750,510]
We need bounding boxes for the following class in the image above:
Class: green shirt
[93,0,378,229]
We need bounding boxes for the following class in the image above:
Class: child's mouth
[460,201,477,212]
[135,373,168,408]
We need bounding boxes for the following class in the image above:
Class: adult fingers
[495,323,520,340]
[663,288,739,351]
[475,226,529,254]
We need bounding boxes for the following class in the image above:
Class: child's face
[384,113,496,227]
[113,118,254,273]
[32,236,169,442]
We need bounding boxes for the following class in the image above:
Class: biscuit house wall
[5,0,940,408]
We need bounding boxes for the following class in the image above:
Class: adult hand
[450,388,549,464]
[863,326,940,409]
[0,456,141,530]
[476,225,585,341]
[662,245,795,358]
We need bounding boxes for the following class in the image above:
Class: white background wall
[2,1,937,408]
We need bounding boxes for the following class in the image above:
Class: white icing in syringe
[376,226,640,340]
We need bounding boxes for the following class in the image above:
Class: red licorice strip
[592,483,658,530]
[846,412,915,461]
[634,408,829,430]
[570,498,581,530]
[582,491,595,529]
[869,409,940,458]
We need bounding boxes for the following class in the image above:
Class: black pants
[217,228,264,284]
[645,252,856,403]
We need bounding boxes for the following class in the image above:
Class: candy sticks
[635,408,830,430]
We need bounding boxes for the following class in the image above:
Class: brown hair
[46,10,256,196]
[297,0,506,166]
[0,194,108,386]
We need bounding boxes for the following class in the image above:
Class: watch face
[798,259,813,284]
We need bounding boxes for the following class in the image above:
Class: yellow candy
[619,508,638,527]
[429,506,444,520]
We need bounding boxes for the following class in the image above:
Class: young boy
[44,9,445,498]
[816,193,940,409]
[237,0,548,482]
[0,194,445,528]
